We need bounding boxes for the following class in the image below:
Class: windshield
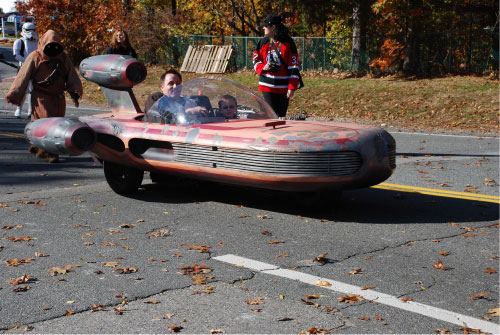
[145,77,277,125]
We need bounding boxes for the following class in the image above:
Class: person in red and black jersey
[253,14,299,117]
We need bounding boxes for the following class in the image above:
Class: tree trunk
[402,0,422,75]
[351,0,370,73]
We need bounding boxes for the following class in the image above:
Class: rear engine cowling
[79,55,147,89]
[24,118,97,155]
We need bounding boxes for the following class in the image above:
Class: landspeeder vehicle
[24,55,396,199]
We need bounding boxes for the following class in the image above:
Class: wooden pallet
[181,45,233,73]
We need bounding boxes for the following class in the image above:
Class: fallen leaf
[461,233,476,237]
[257,214,268,219]
[315,280,332,287]
[337,294,364,304]
[314,253,328,264]
[65,310,75,316]
[322,306,338,312]
[487,307,500,317]
[147,228,171,237]
[113,267,139,274]
[103,262,120,268]
[182,243,210,253]
[469,293,488,300]
[13,285,30,292]
[5,258,34,266]
[91,305,105,312]
[485,268,497,274]
[114,307,125,315]
[261,230,272,236]
[304,327,330,334]
[101,242,119,246]
[361,286,375,290]
[144,299,161,304]
[435,329,451,334]
[401,297,413,302]
[210,329,225,334]
[268,240,285,244]
[458,327,482,334]
[35,252,48,257]
[359,316,370,320]
[304,295,321,299]
[119,224,136,228]
[177,264,209,275]
[245,297,264,305]
[275,254,289,258]
[83,242,95,246]
[9,274,33,285]
[168,324,183,332]
[432,259,446,271]
[190,274,208,285]
[348,268,363,275]
[301,299,319,308]
[250,308,262,312]
[8,236,33,242]
[49,264,81,276]
[439,251,449,256]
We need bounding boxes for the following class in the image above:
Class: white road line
[214,254,500,334]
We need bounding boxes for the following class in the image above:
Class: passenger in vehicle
[144,68,208,124]
[217,95,238,119]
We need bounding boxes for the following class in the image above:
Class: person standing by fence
[106,30,137,58]
[253,14,300,117]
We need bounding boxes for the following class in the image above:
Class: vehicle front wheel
[103,161,144,195]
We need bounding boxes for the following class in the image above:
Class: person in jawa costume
[6,30,83,163]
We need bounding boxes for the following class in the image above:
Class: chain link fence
[143,31,498,74]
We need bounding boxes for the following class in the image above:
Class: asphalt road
[0,50,499,334]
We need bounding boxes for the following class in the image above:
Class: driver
[144,69,208,124]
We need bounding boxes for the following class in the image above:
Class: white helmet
[21,22,37,41]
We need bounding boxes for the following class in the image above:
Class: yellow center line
[0,130,25,139]
[373,182,499,204]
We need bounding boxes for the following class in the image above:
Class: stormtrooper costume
[13,22,38,118]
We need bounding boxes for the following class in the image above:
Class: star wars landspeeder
[24,55,396,199]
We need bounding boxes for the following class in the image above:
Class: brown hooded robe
[5,30,83,120]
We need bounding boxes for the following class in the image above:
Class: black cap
[261,14,282,27]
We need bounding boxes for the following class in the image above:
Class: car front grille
[170,143,362,176]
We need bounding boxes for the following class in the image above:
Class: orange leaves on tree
[369,39,405,72]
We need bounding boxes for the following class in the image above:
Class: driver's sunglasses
[222,105,235,110]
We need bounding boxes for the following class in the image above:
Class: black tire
[103,161,144,194]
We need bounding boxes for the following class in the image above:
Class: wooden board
[181,45,233,73]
